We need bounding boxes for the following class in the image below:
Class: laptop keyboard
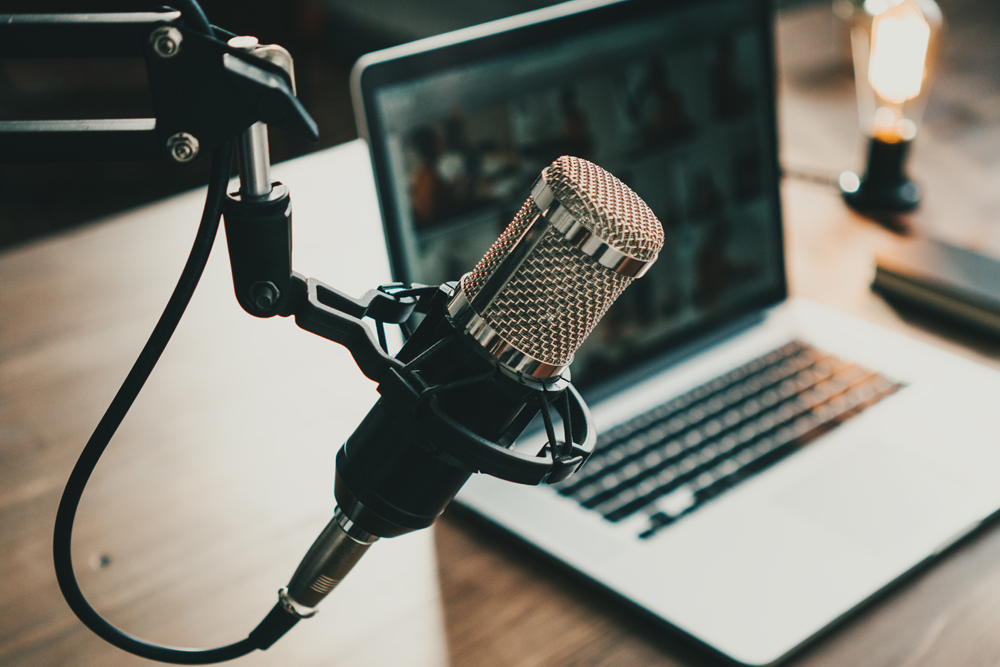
[555,341,903,539]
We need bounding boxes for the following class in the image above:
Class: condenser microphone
[450,154,664,377]
[278,156,664,619]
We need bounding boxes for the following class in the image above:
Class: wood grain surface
[0,143,447,667]
[4,4,1000,667]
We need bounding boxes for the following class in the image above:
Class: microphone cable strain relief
[247,600,302,651]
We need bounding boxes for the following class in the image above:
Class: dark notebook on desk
[351,0,1000,663]
[874,237,1000,337]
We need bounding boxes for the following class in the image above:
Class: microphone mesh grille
[460,198,538,292]
[546,155,663,261]
[461,156,663,367]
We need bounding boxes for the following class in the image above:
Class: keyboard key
[656,486,695,517]
[560,341,903,534]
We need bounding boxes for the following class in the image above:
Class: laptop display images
[361,0,785,389]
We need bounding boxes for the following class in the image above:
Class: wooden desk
[0,143,447,667]
[5,5,1000,667]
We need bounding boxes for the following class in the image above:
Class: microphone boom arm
[0,11,318,163]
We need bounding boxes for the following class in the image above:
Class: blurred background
[0,0,997,250]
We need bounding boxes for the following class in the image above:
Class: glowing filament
[868,3,930,104]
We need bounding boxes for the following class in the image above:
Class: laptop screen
[356,0,785,388]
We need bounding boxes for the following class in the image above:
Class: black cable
[52,5,302,663]
[53,142,300,663]
[53,142,263,664]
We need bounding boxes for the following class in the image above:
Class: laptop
[350,0,1000,663]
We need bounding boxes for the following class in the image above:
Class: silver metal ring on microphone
[447,289,569,379]
[531,173,655,279]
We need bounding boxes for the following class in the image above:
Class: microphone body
[336,289,545,537]
[281,156,664,616]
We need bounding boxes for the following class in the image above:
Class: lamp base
[841,138,921,213]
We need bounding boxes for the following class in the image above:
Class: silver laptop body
[351,0,1000,662]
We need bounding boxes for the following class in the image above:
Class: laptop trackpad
[775,439,982,556]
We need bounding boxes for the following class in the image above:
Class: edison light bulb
[837,0,942,214]
[868,2,930,105]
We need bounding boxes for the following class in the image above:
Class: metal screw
[248,281,281,310]
[150,26,183,58]
[166,132,199,163]
[227,35,260,51]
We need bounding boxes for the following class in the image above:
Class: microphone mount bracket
[284,274,597,486]
[288,274,437,383]
[0,11,319,163]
